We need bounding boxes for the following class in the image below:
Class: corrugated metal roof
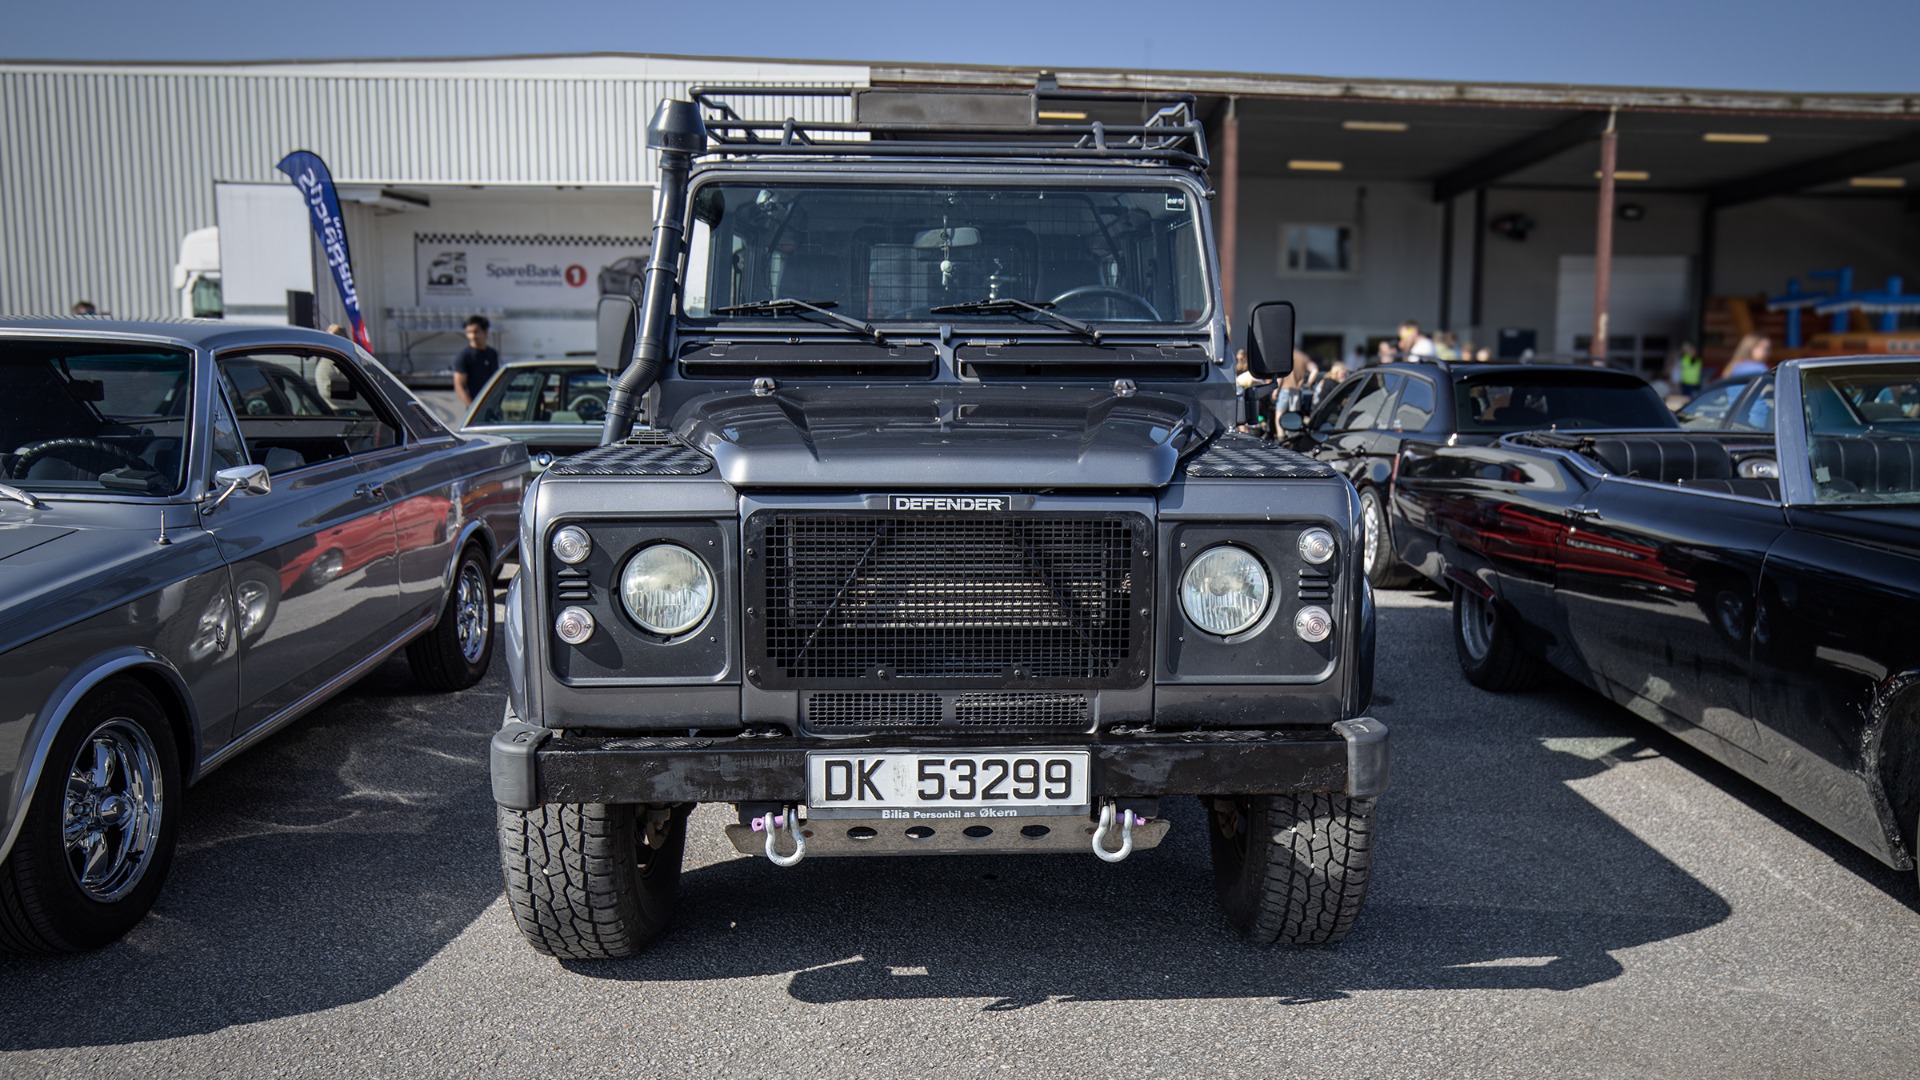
[0,58,865,318]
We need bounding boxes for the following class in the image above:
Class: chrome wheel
[61,719,164,903]
[455,561,491,664]
[1457,589,1496,662]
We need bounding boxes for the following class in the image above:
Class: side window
[1678,383,1740,428]
[1393,376,1436,431]
[216,350,403,471]
[1336,374,1391,431]
[207,382,249,474]
[1308,381,1362,435]
[1728,380,1774,432]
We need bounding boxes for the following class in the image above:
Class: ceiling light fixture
[1703,132,1770,144]
[1850,176,1907,189]
[1289,160,1344,172]
[1343,120,1409,133]
[1596,170,1651,182]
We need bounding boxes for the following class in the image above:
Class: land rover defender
[490,85,1386,958]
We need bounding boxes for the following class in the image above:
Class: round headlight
[1180,545,1271,637]
[621,544,714,636]
[551,526,592,565]
[1298,527,1336,565]
[1294,605,1334,643]
[555,605,595,645]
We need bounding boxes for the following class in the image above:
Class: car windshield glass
[1455,375,1675,433]
[475,367,610,425]
[0,341,193,496]
[682,182,1210,327]
[1804,361,1920,504]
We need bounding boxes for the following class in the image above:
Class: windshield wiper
[710,298,888,345]
[928,298,1103,344]
[0,482,45,510]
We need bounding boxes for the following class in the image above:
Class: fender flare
[420,520,498,633]
[0,648,201,868]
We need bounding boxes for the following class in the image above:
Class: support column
[1471,187,1486,332]
[1221,98,1240,334]
[1439,196,1455,332]
[1591,109,1619,364]
[1694,203,1717,347]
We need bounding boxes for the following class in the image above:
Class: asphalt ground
[4,588,1918,1079]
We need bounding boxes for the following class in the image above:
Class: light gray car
[460,357,613,471]
[0,318,528,953]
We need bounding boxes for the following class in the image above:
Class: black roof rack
[687,85,1210,171]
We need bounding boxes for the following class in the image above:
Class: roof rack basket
[687,85,1210,171]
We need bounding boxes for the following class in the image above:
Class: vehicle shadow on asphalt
[0,651,509,1052]
[562,601,1748,1009]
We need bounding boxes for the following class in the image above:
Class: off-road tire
[1359,487,1415,588]
[499,802,689,959]
[407,544,493,691]
[1208,792,1376,945]
[1452,586,1547,691]
[0,680,181,954]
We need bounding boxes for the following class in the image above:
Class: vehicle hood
[672,385,1218,489]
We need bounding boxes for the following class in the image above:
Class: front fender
[1,648,201,868]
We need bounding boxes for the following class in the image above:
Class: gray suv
[491,85,1387,958]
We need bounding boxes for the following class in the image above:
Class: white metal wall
[0,61,864,319]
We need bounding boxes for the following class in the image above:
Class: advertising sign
[416,234,650,314]
[276,151,372,349]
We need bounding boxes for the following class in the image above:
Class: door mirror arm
[204,464,271,514]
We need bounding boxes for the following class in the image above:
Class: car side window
[1308,380,1362,435]
[1727,381,1774,432]
[1392,375,1436,431]
[1678,383,1740,428]
[207,382,249,474]
[215,350,404,472]
[1336,374,1391,431]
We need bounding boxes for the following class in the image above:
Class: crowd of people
[1233,318,1494,436]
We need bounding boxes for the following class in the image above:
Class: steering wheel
[13,437,146,478]
[1048,285,1163,321]
[568,394,607,422]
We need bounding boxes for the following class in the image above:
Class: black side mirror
[596,294,638,373]
[1278,412,1305,435]
[1246,301,1295,379]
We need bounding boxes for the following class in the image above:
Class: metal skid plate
[723,814,1170,858]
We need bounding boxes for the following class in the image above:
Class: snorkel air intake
[601,98,706,445]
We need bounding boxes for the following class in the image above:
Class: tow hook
[751,806,807,867]
[1091,801,1143,863]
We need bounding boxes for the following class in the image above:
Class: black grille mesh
[754,512,1143,684]
[955,692,1090,729]
[807,692,941,730]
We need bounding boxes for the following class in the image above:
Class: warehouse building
[3,53,1916,377]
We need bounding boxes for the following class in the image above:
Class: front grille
[955,692,1090,729]
[802,691,1093,733]
[748,511,1149,688]
[807,692,941,730]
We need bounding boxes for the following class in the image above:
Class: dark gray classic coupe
[0,318,528,953]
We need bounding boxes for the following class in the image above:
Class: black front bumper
[491,714,1388,810]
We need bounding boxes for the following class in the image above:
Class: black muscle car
[1393,355,1920,884]
[1284,360,1676,586]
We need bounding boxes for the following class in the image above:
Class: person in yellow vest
[1673,342,1705,397]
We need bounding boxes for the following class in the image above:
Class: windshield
[473,366,610,426]
[1454,374,1676,433]
[1,341,193,496]
[1804,361,1920,504]
[682,181,1210,326]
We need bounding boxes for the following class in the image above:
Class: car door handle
[354,482,387,502]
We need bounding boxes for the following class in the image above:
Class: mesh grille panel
[807,692,941,731]
[955,692,1091,729]
[752,512,1146,685]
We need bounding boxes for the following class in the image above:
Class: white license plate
[806,751,1090,819]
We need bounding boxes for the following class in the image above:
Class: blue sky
[8,0,1918,93]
